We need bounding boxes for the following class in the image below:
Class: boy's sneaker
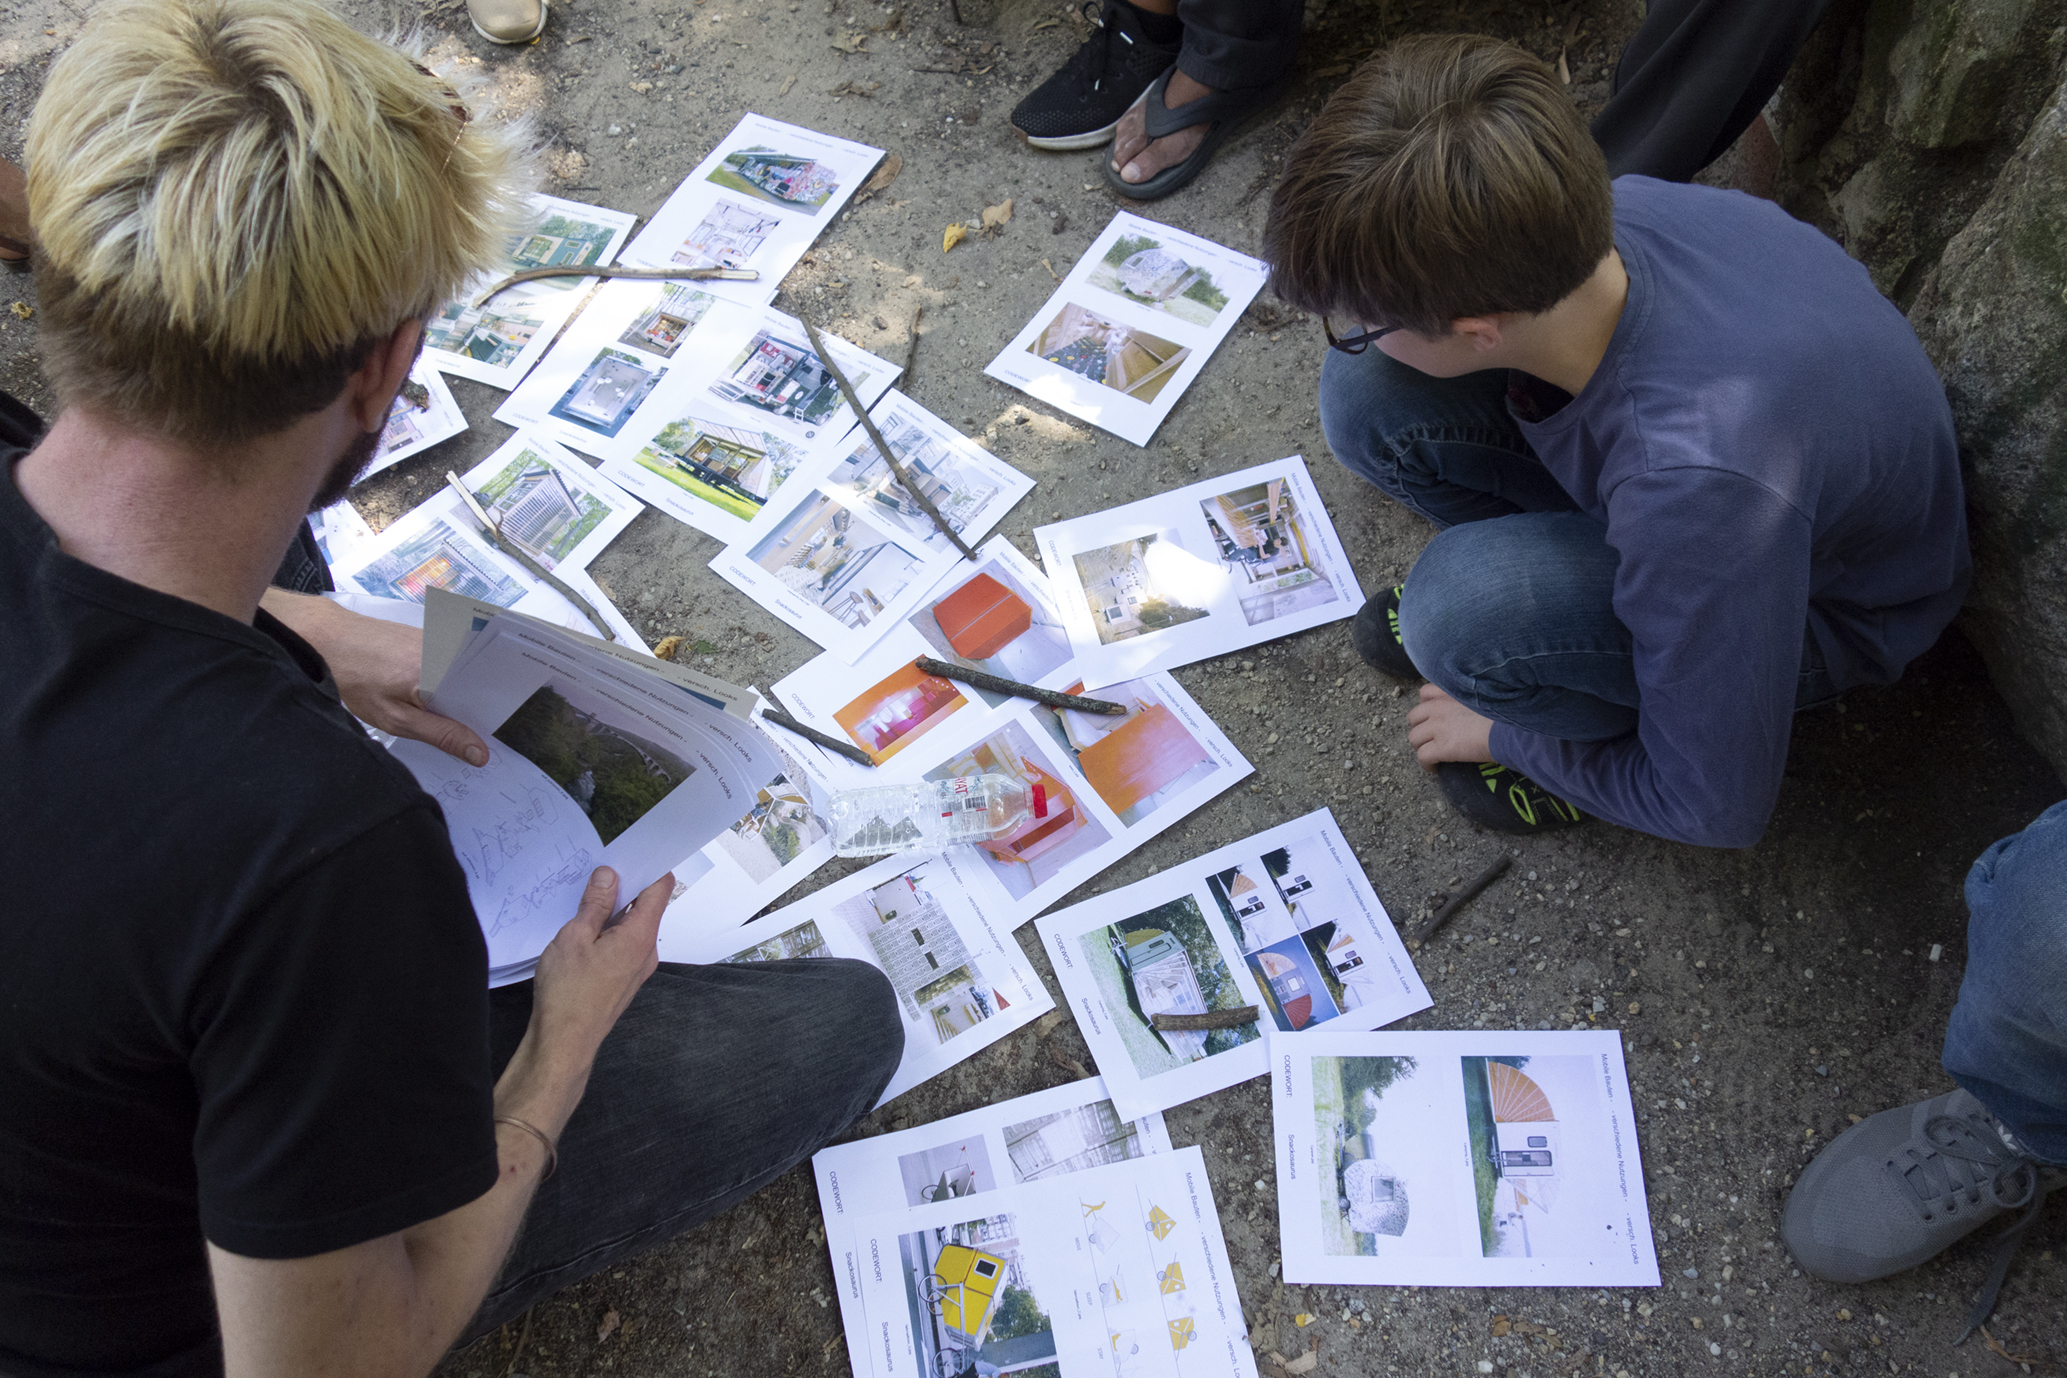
[1011,0,1180,150]
[1437,762,1588,834]
[1782,1089,2057,1340]
[1351,584,1417,678]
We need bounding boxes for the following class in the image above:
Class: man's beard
[307,426,382,514]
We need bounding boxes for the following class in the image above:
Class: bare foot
[1110,69,1212,185]
[0,157,28,260]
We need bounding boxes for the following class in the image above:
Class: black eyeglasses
[1322,316,1404,355]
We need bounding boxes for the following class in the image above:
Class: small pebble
[606,123,624,135]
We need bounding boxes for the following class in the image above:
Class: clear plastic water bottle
[829,774,1049,857]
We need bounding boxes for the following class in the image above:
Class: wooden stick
[1411,854,1513,942]
[1152,1007,1260,1032]
[469,264,758,309]
[902,303,924,383]
[443,473,617,642]
[915,657,1126,715]
[801,317,980,563]
[760,703,877,768]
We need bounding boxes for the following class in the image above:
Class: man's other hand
[1406,684,1496,769]
[518,868,672,1126]
[260,589,489,766]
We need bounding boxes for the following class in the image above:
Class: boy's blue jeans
[1320,346,2064,1159]
[1317,346,1834,740]
[1950,804,2067,1162]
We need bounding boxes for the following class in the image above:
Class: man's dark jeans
[465,957,903,1335]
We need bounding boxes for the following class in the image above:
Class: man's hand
[260,589,488,766]
[1406,684,1497,769]
[505,867,673,1136]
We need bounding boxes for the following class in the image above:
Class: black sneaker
[1438,762,1588,834]
[1352,584,1417,678]
[1011,0,1180,151]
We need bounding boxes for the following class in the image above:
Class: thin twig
[915,657,1124,715]
[800,318,979,562]
[1153,1007,1260,1032]
[760,698,876,768]
[443,473,617,642]
[1411,854,1513,943]
[902,303,924,385]
[497,1308,534,1378]
[469,264,758,309]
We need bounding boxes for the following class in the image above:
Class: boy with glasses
[1262,34,1969,845]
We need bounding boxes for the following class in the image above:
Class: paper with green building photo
[620,113,885,307]
[422,192,637,389]
[461,431,640,573]
[1272,1030,1660,1287]
[658,848,1052,1108]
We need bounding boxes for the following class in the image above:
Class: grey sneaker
[1782,1088,2054,1339]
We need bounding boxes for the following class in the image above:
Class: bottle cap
[1031,782,1048,818]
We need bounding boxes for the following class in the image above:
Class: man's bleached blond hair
[27,0,534,449]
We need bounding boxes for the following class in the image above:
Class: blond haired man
[1263,35,1968,846]
[0,4,900,1374]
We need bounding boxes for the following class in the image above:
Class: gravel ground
[2,0,2061,1374]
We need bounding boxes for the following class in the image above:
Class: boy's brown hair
[1263,34,1613,336]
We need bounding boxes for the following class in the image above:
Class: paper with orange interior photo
[1035,457,1360,691]
[760,537,1076,792]
[923,672,1250,930]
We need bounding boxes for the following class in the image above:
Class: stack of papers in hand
[403,591,786,985]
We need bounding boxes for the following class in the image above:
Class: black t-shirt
[0,438,498,1376]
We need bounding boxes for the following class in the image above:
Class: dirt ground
[2,0,2062,1374]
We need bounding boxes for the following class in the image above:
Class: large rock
[1774,0,2067,779]
[1908,73,2067,778]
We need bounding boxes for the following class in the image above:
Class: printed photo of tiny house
[1028,303,1191,404]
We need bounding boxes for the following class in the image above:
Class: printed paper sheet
[709,390,1033,663]
[834,1146,1256,1378]
[590,307,902,547]
[654,721,836,931]
[422,193,638,389]
[763,536,1075,788]
[657,850,1053,1107]
[1034,457,1362,690]
[984,210,1268,446]
[1036,812,1430,1120]
[1270,1030,1659,1287]
[330,431,647,646]
[620,113,885,309]
[813,1079,1171,1226]
[369,362,469,475]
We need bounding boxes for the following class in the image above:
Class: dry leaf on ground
[830,32,867,53]
[1282,1350,1318,1375]
[980,198,1013,237]
[8,303,30,320]
[853,154,903,205]
[831,80,880,98]
[778,71,798,95]
[942,223,969,252]
[596,1309,620,1343]
[652,635,684,662]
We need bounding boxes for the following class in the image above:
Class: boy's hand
[1406,684,1496,769]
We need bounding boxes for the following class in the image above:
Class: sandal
[1103,67,1287,202]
